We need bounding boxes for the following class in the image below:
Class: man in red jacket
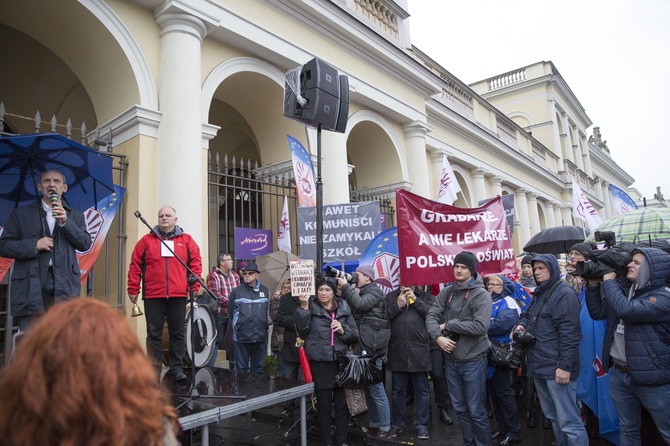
[128,206,202,381]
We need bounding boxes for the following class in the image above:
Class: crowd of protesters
[2,240,667,446]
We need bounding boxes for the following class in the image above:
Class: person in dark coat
[386,283,434,440]
[295,279,358,446]
[276,283,303,381]
[515,254,588,446]
[585,247,670,445]
[0,170,91,332]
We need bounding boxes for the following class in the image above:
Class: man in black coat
[0,171,91,332]
[386,283,434,440]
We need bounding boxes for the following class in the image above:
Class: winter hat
[453,251,477,277]
[237,261,248,271]
[521,254,535,266]
[569,242,597,256]
[356,265,376,280]
[317,279,337,295]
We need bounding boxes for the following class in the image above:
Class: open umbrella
[523,225,591,255]
[0,132,115,225]
[256,250,300,294]
[585,207,670,244]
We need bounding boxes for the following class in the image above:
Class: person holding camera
[585,247,670,445]
[338,265,392,438]
[514,254,588,446]
[486,275,523,446]
[426,251,492,446]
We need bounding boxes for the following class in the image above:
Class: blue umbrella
[0,132,115,225]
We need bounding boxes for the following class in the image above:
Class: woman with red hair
[0,298,180,446]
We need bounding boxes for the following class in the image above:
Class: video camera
[574,231,633,280]
[326,266,358,284]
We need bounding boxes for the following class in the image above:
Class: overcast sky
[407,0,669,201]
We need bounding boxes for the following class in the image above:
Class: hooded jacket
[127,225,202,299]
[518,254,582,380]
[488,276,521,345]
[585,247,670,386]
[426,273,492,362]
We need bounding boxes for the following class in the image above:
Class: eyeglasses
[487,283,503,288]
[242,271,258,276]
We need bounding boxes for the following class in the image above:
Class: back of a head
[0,299,177,446]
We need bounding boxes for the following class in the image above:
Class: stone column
[546,202,556,227]
[602,180,614,221]
[490,176,503,197]
[155,11,208,244]
[547,99,565,169]
[514,188,530,246]
[527,192,540,236]
[562,206,573,226]
[320,130,350,204]
[471,168,487,204]
[553,203,563,226]
[402,121,431,198]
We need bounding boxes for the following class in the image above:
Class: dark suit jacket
[0,200,91,316]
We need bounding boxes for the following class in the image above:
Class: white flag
[572,179,603,232]
[277,195,292,252]
[437,155,461,205]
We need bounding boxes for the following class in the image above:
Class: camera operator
[514,254,588,446]
[585,247,670,445]
[338,265,392,438]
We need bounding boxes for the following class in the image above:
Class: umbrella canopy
[256,250,300,295]
[523,225,591,255]
[585,207,670,244]
[0,132,115,225]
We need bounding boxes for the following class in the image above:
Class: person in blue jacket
[585,247,670,445]
[486,275,522,446]
[515,254,588,446]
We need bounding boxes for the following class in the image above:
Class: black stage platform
[165,367,313,446]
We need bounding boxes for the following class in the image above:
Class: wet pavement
[171,367,589,446]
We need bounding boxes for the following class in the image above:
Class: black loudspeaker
[300,58,339,97]
[334,75,349,134]
[283,58,349,132]
[298,87,340,130]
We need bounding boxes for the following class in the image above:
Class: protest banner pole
[316,124,323,278]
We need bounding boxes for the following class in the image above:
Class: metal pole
[316,125,323,278]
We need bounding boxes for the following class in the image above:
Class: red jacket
[127,226,202,299]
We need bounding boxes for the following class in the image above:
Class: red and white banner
[572,179,602,232]
[396,189,515,286]
[277,195,292,252]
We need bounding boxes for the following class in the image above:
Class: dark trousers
[430,348,450,408]
[315,386,349,445]
[234,341,266,374]
[207,315,228,367]
[392,371,430,429]
[145,298,186,375]
[487,367,522,440]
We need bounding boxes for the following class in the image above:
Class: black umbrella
[523,225,591,255]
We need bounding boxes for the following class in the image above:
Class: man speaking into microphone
[0,170,91,332]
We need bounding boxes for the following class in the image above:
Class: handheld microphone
[50,192,59,217]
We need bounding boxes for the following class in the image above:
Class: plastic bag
[335,353,383,388]
[487,341,514,369]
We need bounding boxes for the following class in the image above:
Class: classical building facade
[0,0,633,345]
